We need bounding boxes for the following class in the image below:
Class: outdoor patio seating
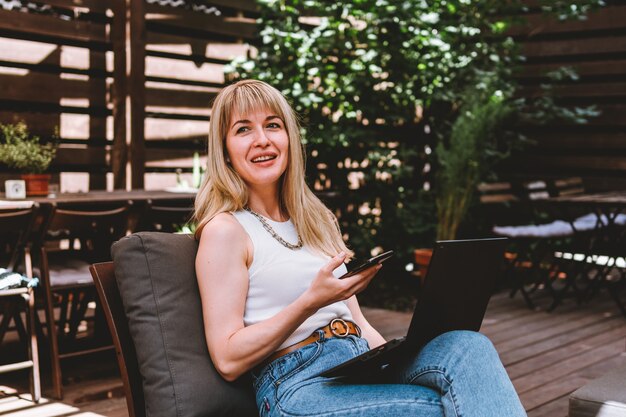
[0,205,41,402]
[489,177,626,313]
[547,189,626,316]
[91,232,257,417]
[37,203,131,399]
[485,178,616,310]
[481,179,558,307]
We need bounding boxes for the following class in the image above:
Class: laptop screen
[405,238,507,348]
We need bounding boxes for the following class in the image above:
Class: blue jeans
[252,330,526,417]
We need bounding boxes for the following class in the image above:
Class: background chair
[137,199,194,233]
[486,179,579,308]
[477,180,551,306]
[549,178,626,314]
[526,177,625,310]
[0,205,41,402]
[91,232,257,417]
[489,177,621,310]
[0,205,39,275]
[37,203,130,399]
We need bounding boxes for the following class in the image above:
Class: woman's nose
[253,128,270,147]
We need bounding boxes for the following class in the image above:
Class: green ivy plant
[0,122,57,174]
[229,0,605,303]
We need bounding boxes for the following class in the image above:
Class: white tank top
[231,210,353,349]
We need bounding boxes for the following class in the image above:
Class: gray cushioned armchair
[92,232,257,417]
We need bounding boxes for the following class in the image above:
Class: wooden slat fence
[507,1,626,191]
[1,1,625,192]
[136,0,256,188]
[0,0,256,191]
[0,0,124,190]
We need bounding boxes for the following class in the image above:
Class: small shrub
[0,122,57,174]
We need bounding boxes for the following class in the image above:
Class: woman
[194,79,526,417]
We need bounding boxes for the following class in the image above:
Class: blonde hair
[194,79,353,258]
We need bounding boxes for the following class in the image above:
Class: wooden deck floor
[1,290,625,416]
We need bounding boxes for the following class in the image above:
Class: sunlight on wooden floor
[0,387,107,417]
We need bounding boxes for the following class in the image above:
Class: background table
[545,191,626,315]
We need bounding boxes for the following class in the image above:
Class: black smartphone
[339,250,394,279]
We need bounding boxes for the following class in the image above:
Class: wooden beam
[44,0,107,13]
[530,132,626,151]
[145,147,198,164]
[509,5,626,37]
[522,36,626,58]
[0,9,108,45]
[89,23,108,189]
[520,83,626,99]
[111,0,127,190]
[0,72,105,103]
[0,99,110,117]
[146,86,218,109]
[520,60,626,79]
[52,145,107,169]
[510,154,626,173]
[145,4,256,40]
[129,0,146,189]
[204,0,258,14]
[517,105,626,128]
[146,31,250,64]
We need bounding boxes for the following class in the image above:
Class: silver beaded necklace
[244,207,303,250]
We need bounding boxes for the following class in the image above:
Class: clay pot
[21,173,51,196]
[414,248,433,285]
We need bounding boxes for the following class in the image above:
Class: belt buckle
[330,318,350,337]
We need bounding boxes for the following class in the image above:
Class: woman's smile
[251,152,278,164]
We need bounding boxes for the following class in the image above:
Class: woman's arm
[196,213,380,381]
[196,213,314,381]
[346,296,387,348]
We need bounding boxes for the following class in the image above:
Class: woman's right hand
[303,252,381,311]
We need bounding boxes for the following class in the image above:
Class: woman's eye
[236,126,250,134]
[267,122,281,129]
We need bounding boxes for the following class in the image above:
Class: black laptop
[321,237,507,379]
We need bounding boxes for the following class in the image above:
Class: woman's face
[225,108,289,192]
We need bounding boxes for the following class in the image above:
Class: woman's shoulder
[196,212,253,267]
[199,212,246,242]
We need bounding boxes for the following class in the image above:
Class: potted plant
[413,77,518,280]
[435,78,518,241]
[0,121,57,196]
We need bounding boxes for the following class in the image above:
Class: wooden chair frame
[90,262,144,417]
[38,203,130,399]
[0,287,41,403]
[0,206,41,402]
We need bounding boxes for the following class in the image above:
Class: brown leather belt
[260,318,361,368]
